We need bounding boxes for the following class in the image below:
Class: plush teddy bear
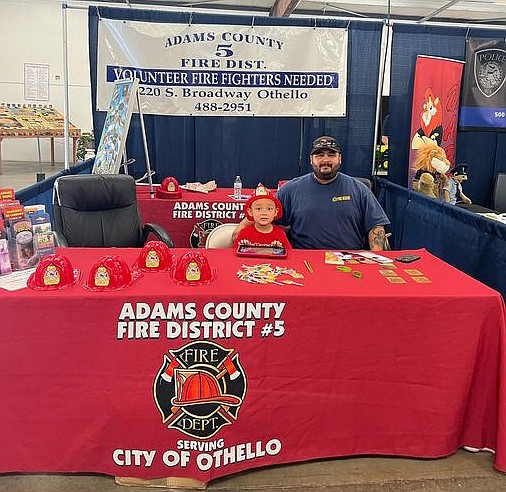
[418,172,437,198]
[412,138,451,197]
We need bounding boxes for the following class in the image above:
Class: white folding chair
[205,223,238,249]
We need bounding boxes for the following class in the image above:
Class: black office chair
[52,174,174,248]
[354,177,373,190]
[353,177,391,250]
[493,173,506,213]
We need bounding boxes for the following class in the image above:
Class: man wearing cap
[233,135,390,250]
[443,164,472,205]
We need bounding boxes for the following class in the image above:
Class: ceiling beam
[270,0,302,17]
[418,0,462,23]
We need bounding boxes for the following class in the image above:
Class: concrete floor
[0,160,65,191]
[0,450,504,491]
[1,161,505,491]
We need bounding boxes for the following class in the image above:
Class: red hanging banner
[408,56,465,193]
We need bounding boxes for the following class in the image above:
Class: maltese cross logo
[153,341,246,439]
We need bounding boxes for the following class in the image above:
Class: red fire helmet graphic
[153,341,246,439]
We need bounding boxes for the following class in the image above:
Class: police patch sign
[474,48,506,98]
[154,341,246,439]
[459,38,506,131]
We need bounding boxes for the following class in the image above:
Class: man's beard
[312,163,339,181]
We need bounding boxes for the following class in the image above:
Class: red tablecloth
[137,186,250,247]
[1,248,505,483]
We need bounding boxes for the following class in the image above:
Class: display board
[0,104,81,173]
[97,20,347,117]
[0,103,80,137]
[93,78,138,175]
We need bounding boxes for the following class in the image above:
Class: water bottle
[233,175,242,200]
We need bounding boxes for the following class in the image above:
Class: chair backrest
[53,174,144,247]
[493,173,506,213]
[354,177,391,249]
[205,223,237,249]
[354,177,372,189]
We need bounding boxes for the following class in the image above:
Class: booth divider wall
[88,7,383,189]
[15,158,94,217]
[376,178,506,299]
[387,24,506,208]
[88,7,506,206]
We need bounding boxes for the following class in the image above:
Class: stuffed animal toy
[412,138,451,195]
[418,172,437,198]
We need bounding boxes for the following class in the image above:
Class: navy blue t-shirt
[276,173,390,249]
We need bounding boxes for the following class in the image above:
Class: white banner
[97,20,348,117]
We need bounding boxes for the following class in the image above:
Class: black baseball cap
[310,136,341,154]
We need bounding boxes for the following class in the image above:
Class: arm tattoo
[368,226,386,251]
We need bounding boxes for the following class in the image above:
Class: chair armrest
[53,230,69,247]
[142,223,174,248]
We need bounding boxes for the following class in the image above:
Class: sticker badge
[154,341,246,439]
[145,249,160,268]
[43,264,61,285]
[474,48,506,98]
[185,261,201,281]
[94,265,110,286]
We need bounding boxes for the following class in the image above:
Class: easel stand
[136,89,155,199]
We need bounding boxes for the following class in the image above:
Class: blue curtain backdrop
[88,8,506,206]
[388,24,506,208]
[376,178,506,299]
[88,7,383,189]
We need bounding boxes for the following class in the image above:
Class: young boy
[443,164,472,205]
[233,184,291,249]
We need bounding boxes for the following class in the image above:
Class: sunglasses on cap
[311,139,340,154]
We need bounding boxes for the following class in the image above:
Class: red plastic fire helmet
[136,240,173,272]
[245,183,282,221]
[172,251,215,285]
[156,176,182,199]
[171,369,241,407]
[85,254,140,291]
[27,254,80,290]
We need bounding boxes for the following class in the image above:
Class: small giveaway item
[236,244,287,259]
[172,251,215,285]
[85,254,141,291]
[395,255,421,263]
[237,263,304,286]
[156,177,182,199]
[135,240,173,272]
[27,254,80,290]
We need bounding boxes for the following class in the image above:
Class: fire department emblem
[153,341,246,439]
[474,48,506,97]
[190,219,222,248]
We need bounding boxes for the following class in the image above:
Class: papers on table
[325,250,394,265]
[227,194,251,201]
[355,251,394,263]
[181,181,217,193]
[0,268,35,291]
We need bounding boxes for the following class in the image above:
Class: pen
[303,260,314,274]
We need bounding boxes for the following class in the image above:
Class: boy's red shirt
[233,225,291,249]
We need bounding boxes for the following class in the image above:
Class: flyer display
[97,20,348,117]
[93,78,138,174]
